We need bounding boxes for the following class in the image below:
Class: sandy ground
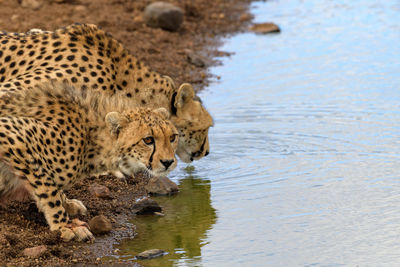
[0,0,253,265]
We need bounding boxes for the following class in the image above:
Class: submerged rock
[88,215,112,235]
[250,22,281,34]
[136,249,165,260]
[23,245,47,257]
[132,198,162,215]
[144,2,184,31]
[145,176,179,195]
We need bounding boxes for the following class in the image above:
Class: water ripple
[191,0,400,266]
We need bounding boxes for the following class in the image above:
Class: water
[116,0,400,266]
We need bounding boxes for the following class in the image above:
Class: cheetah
[0,81,179,241]
[0,23,213,163]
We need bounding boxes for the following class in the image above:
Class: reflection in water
[117,172,217,266]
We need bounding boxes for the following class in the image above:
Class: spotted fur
[0,81,178,241]
[0,23,212,162]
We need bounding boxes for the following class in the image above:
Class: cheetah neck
[115,54,177,112]
[85,126,120,175]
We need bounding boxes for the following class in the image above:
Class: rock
[145,176,179,195]
[88,215,112,235]
[249,23,281,34]
[136,249,165,260]
[185,49,205,68]
[144,2,184,32]
[23,245,47,257]
[20,0,42,10]
[89,183,112,199]
[132,198,162,215]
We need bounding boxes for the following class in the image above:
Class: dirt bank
[0,0,253,265]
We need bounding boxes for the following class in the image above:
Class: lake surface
[117,0,400,266]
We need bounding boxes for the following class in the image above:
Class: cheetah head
[170,83,213,163]
[106,108,179,177]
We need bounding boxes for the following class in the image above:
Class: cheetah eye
[143,136,155,145]
[170,134,177,143]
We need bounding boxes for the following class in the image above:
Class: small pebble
[20,0,42,10]
[239,13,253,22]
[74,5,87,12]
[185,49,206,68]
[11,15,19,23]
[89,183,112,199]
[23,245,47,258]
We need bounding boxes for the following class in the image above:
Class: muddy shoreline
[0,0,254,265]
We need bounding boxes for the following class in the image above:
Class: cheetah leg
[61,193,87,216]
[30,182,94,242]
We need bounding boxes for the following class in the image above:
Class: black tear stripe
[199,137,206,153]
[148,129,155,170]
[170,92,177,115]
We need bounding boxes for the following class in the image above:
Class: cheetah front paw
[60,219,94,242]
[64,198,87,216]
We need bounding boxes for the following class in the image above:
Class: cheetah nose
[205,151,209,156]
[160,159,174,169]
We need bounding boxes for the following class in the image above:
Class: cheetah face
[171,84,213,163]
[106,108,179,177]
[176,126,210,163]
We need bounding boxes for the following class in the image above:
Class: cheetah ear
[162,75,176,89]
[175,83,195,109]
[105,112,127,136]
[153,108,170,120]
